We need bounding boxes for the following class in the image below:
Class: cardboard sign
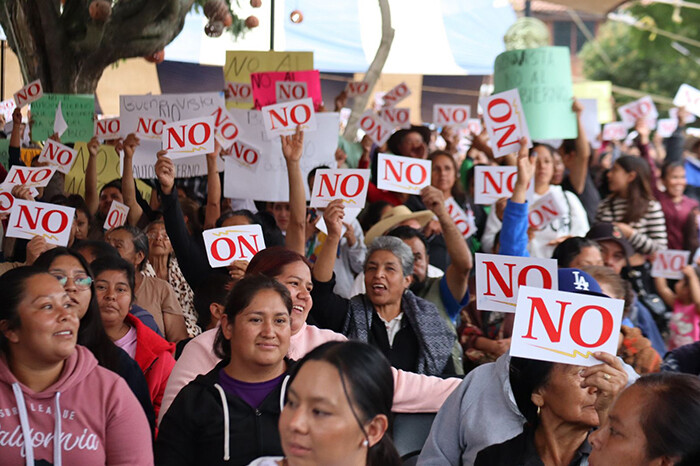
[573,81,614,124]
[275,81,308,103]
[467,118,483,135]
[475,253,558,312]
[602,122,627,141]
[480,89,532,158]
[261,97,317,138]
[31,94,95,143]
[0,186,15,213]
[474,165,534,205]
[673,83,700,117]
[618,96,658,128]
[120,92,225,179]
[379,107,411,129]
[309,169,370,208]
[223,109,338,202]
[445,197,476,239]
[381,82,411,108]
[433,104,471,128]
[103,200,129,230]
[345,81,370,98]
[37,139,78,174]
[251,70,322,111]
[14,80,43,108]
[211,106,241,149]
[656,118,678,138]
[528,192,566,229]
[3,166,56,189]
[228,138,262,172]
[226,81,253,103]
[510,285,624,366]
[6,199,75,246]
[162,116,215,157]
[494,47,576,140]
[376,153,431,195]
[95,117,121,140]
[358,111,393,146]
[651,250,690,280]
[0,99,16,122]
[202,224,266,267]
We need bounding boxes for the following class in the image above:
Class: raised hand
[155,150,175,195]
[281,125,304,163]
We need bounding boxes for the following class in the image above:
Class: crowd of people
[0,83,699,466]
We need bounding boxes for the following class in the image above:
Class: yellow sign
[224,51,313,109]
[20,148,41,167]
[65,142,152,201]
[573,81,614,124]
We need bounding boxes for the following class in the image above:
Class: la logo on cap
[572,271,590,291]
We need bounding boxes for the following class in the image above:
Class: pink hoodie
[158,322,462,425]
[0,345,153,466]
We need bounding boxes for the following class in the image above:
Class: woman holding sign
[475,353,628,466]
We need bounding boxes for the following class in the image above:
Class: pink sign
[251,70,323,111]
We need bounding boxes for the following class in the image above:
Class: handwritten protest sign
[261,98,317,138]
[618,96,658,128]
[103,200,129,230]
[480,89,532,158]
[3,166,56,189]
[120,93,225,179]
[510,285,624,366]
[673,83,700,117]
[162,116,215,157]
[251,70,322,111]
[377,153,431,195]
[528,192,566,229]
[6,199,75,246]
[223,109,338,202]
[433,104,471,128]
[31,94,94,143]
[225,81,253,104]
[379,107,411,129]
[0,99,16,122]
[224,51,313,110]
[14,80,43,108]
[309,169,370,208]
[651,250,690,280]
[656,118,678,138]
[358,111,393,146]
[474,165,534,205]
[381,82,411,108]
[494,46,576,140]
[275,81,308,103]
[203,224,266,267]
[345,81,370,98]
[95,118,121,140]
[475,253,558,312]
[573,81,614,124]
[38,139,78,174]
[602,122,627,141]
[445,197,476,239]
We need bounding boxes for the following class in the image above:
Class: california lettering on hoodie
[0,345,153,466]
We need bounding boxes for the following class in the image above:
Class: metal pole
[1,40,5,101]
[269,0,275,51]
[525,0,531,17]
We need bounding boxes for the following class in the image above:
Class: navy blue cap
[558,268,608,297]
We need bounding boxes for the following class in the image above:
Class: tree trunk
[0,0,195,94]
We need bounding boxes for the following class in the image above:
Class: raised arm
[203,140,223,230]
[500,138,534,258]
[568,99,591,195]
[311,199,345,283]
[84,136,100,215]
[282,126,306,255]
[121,133,144,225]
[653,275,676,309]
[421,185,471,302]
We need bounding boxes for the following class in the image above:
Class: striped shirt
[595,196,668,254]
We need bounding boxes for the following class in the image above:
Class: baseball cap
[585,222,634,258]
[558,268,608,298]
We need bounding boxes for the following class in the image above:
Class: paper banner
[6,199,75,246]
[31,94,95,143]
[202,224,266,267]
[376,153,431,195]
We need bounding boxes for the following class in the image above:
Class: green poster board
[0,139,9,170]
[31,94,95,143]
[494,46,577,140]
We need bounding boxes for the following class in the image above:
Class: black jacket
[155,360,292,466]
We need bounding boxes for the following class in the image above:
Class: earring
[362,440,369,447]
[537,406,541,416]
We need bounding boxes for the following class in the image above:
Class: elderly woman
[311,201,457,376]
[589,372,700,465]
[475,352,628,465]
[144,219,199,338]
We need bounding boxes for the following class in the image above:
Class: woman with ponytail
[251,341,402,466]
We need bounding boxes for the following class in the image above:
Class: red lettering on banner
[14,205,41,230]
[210,235,262,262]
[317,174,365,198]
[165,123,211,150]
[383,159,404,182]
[269,103,312,130]
[0,192,13,211]
[484,262,554,297]
[487,98,512,122]
[96,119,120,136]
[227,82,252,99]
[438,107,468,124]
[279,83,306,100]
[347,82,369,95]
[570,306,614,348]
[232,142,259,165]
[360,116,388,142]
[15,82,42,106]
[8,168,52,185]
[136,118,166,136]
[45,143,74,166]
[406,164,427,185]
[659,254,685,271]
[522,297,570,342]
[106,209,126,228]
[42,210,69,233]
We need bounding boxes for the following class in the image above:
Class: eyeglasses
[147,231,169,241]
[51,273,93,289]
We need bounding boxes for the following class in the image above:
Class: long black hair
[613,156,655,224]
[0,266,48,354]
[286,341,402,466]
[34,247,122,372]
